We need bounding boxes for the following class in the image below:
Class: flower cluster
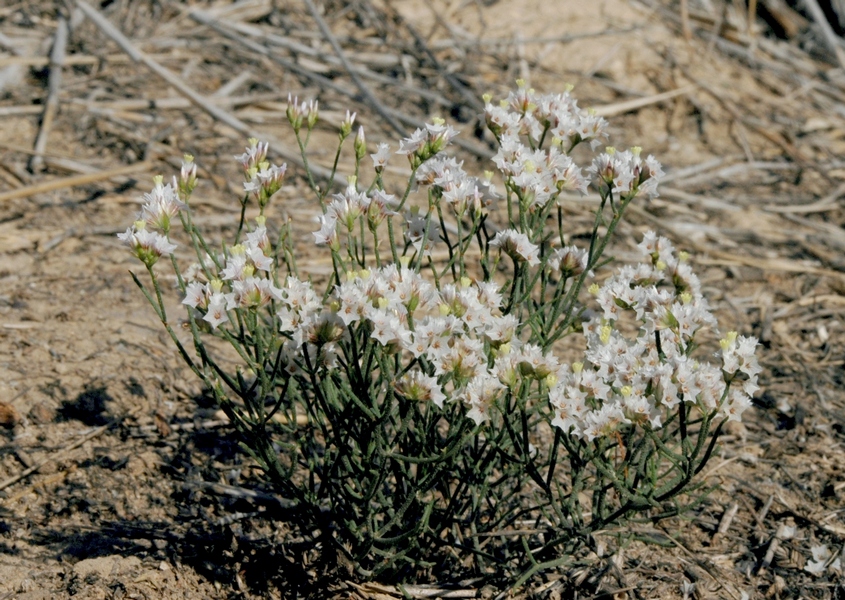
[117,221,177,268]
[314,181,397,249]
[182,223,279,328]
[484,82,607,210]
[286,95,319,132]
[328,266,515,424]
[397,118,459,168]
[549,231,759,440]
[117,175,183,266]
[489,229,540,266]
[484,81,606,147]
[590,146,664,199]
[237,139,288,208]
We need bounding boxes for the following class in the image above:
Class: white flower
[225,277,283,310]
[582,403,630,442]
[405,212,440,256]
[139,178,185,234]
[395,370,446,408]
[328,185,370,230]
[589,148,662,198]
[245,243,273,273]
[235,139,268,171]
[220,252,248,281]
[117,222,177,267]
[548,245,589,276]
[489,229,540,267]
[370,142,391,171]
[182,281,208,309]
[462,372,505,425]
[397,128,427,156]
[202,293,229,329]
[313,213,339,249]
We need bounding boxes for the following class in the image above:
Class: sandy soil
[1,0,844,598]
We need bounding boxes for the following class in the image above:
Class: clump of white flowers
[120,82,759,585]
[551,233,759,442]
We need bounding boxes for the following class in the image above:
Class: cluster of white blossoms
[415,156,499,217]
[235,139,288,208]
[489,229,541,266]
[331,265,515,424]
[548,231,760,440]
[182,224,280,329]
[590,146,664,199]
[484,82,606,148]
[486,83,602,209]
[174,223,759,440]
[121,85,757,440]
[397,119,460,168]
[117,176,183,267]
[485,82,666,210]
[313,182,397,250]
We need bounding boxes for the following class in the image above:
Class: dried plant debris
[0,0,844,597]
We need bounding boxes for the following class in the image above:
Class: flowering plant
[120,83,759,586]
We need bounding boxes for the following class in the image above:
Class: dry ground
[1,0,845,598]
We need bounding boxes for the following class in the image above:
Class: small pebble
[29,402,55,424]
[0,401,20,428]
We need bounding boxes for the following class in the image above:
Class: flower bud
[354,126,367,160]
[719,331,738,351]
[286,95,303,132]
[179,154,197,198]
[305,99,319,130]
[339,110,356,140]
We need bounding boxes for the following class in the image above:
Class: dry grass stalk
[28,16,68,173]
[0,162,153,202]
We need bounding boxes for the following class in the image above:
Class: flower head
[489,229,540,266]
[118,221,177,267]
[139,176,185,234]
[370,142,391,172]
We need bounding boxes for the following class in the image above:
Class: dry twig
[301,0,406,137]
[0,410,137,495]
[803,0,845,70]
[0,162,153,203]
[28,16,68,173]
[74,0,341,187]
